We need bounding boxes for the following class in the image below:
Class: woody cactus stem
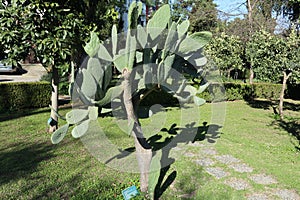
[122,68,152,192]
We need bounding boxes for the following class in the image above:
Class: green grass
[0,100,299,199]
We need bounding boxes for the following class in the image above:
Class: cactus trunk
[122,69,152,193]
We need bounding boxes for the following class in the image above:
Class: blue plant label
[47,117,52,125]
[122,185,139,200]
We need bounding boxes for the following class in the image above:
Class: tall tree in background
[171,0,219,33]
[189,0,219,32]
[0,0,121,132]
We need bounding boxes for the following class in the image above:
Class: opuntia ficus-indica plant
[51,2,212,198]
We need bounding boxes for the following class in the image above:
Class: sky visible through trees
[213,0,290,33]
[214,0,247,20]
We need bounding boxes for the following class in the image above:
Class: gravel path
[180,142,300,200]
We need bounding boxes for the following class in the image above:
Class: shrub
[198,82,282,102]
[0,82,51,112]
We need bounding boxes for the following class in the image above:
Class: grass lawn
[0,100,299,199]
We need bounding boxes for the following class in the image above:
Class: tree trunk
[249,66,254,84]
[247,0,258,85]
[49,67,59,133]
[279,71,292,120]
[122,69,152,193]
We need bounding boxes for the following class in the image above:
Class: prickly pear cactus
[50,2,212,198]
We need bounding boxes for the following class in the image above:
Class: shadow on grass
[107,122,222,199]
[246,99,300,113]
[0,142,55,185]
[148,122,222,199]
[273,117,300,151]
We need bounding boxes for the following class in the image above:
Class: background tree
[0,0,121,132]
[188,0,220,33]
[206,33,244,79]
[171,0,220,33]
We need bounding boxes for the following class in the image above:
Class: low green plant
[0,82,51,112]
[197,82,282,102]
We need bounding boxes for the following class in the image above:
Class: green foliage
[245,30,300,84]
[171,0,219,33]
[0,0,122,78]
[206,33,244,78]
[188,0,219,33]
[0,82,51,112]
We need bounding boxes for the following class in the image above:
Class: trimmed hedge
[139,82,283,106]
[198,82,282,102]
[0,82,51,112]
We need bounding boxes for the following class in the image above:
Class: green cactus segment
[198,82,210,94]
[100,108,112,114]
[88,106,98,120]
[114,52,128,72]
[84,32,100,57]
[95,85,123,106]
[184,85,197,96]
[178,31,212,54]
[177,20,190,38]
[71,120,90,138]
[176,79,187,94]
[194,57,207,68]
[148,150,162,199]
[144,70,153,88]
[163,23,178,58]
[137,25,147,48]
[98,43,113,61]
[127,35,137,70]
[66,109,89,124]
[102,64,113,91]
[190,31,212,48]
[75,85,94,106]
[51,123,69,144]
[136,51,143,63]
[157,62,164,84]
[147,4,170,40]
[81,69,97,98]
[87,58,104,82]
[112,24,117,56]
[128,1,143,30]
[163,54,175,80]
[193,96,206,106]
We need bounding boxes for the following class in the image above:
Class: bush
[138,82,282,106]
[0,82,51,112]
[198,82,282,102]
